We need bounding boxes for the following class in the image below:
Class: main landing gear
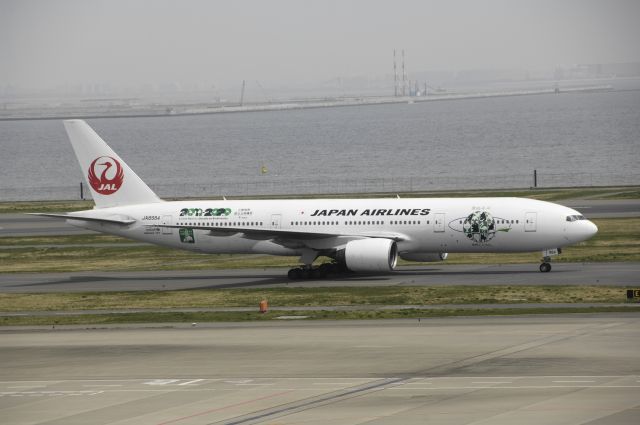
[287,263,347,280]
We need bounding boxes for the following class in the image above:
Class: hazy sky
[1,0,639,89]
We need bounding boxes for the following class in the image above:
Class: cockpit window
[566,215,586,222]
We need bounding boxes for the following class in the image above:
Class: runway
[0,262,638,293]
[1,313,639,424]
[1,199,638,237]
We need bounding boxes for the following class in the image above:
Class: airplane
[31,120,598,279]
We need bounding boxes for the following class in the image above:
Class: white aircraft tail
[64,120,162,208]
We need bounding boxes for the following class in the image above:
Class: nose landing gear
[539,261,552,273]
[539,248,561,273]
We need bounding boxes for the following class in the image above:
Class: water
[1,83,639,201]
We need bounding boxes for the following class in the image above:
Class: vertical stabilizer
[63,120,162,208]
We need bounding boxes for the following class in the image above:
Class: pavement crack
[209,377,407,425]
[409,322,623,377]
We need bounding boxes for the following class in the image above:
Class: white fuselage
[67,197,597,257]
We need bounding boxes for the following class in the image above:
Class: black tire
[316,263,331,279]
[539,263,552,273]
[304,268,316,280]
[287,268,302,280]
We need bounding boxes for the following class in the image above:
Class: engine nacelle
[399,252,448,262]
[342,238,398,272]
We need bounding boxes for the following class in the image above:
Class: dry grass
[0,286,632,312]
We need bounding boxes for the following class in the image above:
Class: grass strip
[0,234,134,246]
[1,217,638,272]
[1,186,638,213]
[0,286,634,312]
[2,306,639,326]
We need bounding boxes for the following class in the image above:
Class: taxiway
[1,313,639,424]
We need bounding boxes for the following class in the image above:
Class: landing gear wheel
[539,262,552,273]
[316,263,330,278]
[287,268,303,280]
[303,268,315,280]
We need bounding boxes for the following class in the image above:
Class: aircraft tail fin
[63,120,162,208]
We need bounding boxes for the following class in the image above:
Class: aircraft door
[270,214,282,229]
[434,213,445,232]
[525,212,537,232]
[161,215,173,235]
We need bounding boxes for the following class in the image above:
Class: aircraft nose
[575,220,598,242]
[587,220,598,238]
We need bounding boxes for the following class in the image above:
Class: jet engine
[399,252,448,262]
[341,238,398,272]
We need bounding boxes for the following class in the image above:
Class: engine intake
[343,238,398,272]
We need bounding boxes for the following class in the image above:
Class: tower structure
[393,49,398,97]
[402,49,407,96]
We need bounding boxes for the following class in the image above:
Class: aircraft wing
[157,224,407,242]
[27,213,137,226]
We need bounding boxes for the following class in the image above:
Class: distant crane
[239,80,246,106]
[255,81,272,104]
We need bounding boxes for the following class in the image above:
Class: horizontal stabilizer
[27,213,136,226]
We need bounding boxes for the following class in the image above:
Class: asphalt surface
[1,313,639,424]
[560,199,640,218]
[1,199,639,237]
[0,262,637,293]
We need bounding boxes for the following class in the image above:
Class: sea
[1,80,639,201]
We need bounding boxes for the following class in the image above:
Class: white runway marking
[390,385,640,390]
[313,382,361,385]
[178,379,204,386]
[82,384,123,387]
[143,379,180,386]
[1,390,102,397]
[237,383,275,386]
[553,380,596,383]
[7,385,46,389]
[472,381,512,384]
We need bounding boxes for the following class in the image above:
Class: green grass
[0,245,297,273]
[2,306,638,326]
[1,217,638,273]
[0,200,95,214]
[0,234,134,246]
[0,286,633,312]
[1,185,638,213]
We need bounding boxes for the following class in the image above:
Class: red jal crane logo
[88,156,124,195]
